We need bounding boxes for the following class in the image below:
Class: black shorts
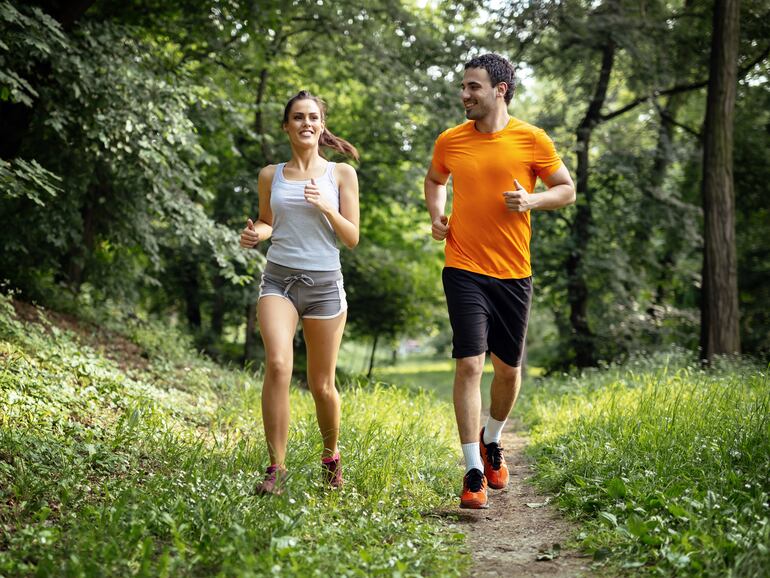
[442,267,532,367]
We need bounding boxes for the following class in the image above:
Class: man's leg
[454,353,486,444]
[487,353,522,430]
[454,353,489,508]
[479,354,521,489]
[442,267,491,508]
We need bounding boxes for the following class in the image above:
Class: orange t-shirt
[431,117,563,279]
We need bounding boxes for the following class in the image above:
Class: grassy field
[366,349,770,576]
[373,359,493,405]
[0,295,466,577]
[519,353,770,576]
[3,292,768,576]
[341,344,541,406]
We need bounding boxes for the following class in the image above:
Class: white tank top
[266,161,341,271]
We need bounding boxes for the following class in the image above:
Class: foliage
[0,293,466,576]
[486,0,770,364]
[520,351,770,576]
[0,158,61,205]
[0,1,66,106]
[1,3,255,304]
[1,0,768,369]
[734,73,770,357]
[344,201,444,347]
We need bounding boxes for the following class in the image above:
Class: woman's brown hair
[282,90,360,161]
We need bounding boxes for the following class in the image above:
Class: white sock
[462,442,484,474]
[483,416,507,445]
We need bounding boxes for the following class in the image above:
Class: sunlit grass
[520,352,770,576]
[371,357,543,405]
[0,295,466,577]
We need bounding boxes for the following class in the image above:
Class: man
[424,53,575,509]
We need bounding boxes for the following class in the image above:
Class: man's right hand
[240,218,260,248]
[431,215,449,241]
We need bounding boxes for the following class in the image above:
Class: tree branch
[600,44,769,123]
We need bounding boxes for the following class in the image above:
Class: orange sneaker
[480,428,509,489]
[460,468,488,509]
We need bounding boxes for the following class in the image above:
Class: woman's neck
[287,148,324,171]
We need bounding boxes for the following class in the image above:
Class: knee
[456,356,485,381]
[496,366,521,387]
[265,356,292,382]
[309,379,338,403]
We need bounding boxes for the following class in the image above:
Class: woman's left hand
[304,178,332,214]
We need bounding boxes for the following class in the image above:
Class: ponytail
[320,128,359,160]
[282,90,360,161]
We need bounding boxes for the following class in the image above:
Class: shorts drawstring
[282,273,315,297]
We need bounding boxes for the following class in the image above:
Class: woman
[240,90,360,494]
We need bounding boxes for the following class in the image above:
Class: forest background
[2,0,768,375]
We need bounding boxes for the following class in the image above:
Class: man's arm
[424,164,451,240]
[503,164,576,212]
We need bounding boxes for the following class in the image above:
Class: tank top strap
[325,161,337,188]
[272,163,286,187]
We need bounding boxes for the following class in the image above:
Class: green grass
[372,359,493,404]
[369,357,542,406]
[518,352,770,576]
[0,295,466,577]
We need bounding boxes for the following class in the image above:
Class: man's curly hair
[464,53,516,104]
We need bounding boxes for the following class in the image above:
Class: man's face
[461,67,500,120]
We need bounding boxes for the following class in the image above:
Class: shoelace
[486,442,504,469]
[465,468,485,492]
[282,273,315,296]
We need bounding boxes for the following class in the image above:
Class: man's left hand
[503,179,532,212]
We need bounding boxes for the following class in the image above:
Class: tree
[700,0,741,361]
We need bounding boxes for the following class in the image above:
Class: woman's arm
[240,165,275,248]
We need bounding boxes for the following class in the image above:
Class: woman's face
[284,99,324,149]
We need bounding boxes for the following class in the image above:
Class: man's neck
[474,107,510,134]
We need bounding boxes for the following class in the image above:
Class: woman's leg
[258,296,299,466]
[302,311,347,458]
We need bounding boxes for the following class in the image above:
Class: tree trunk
[181,259,201,329]
[566,39,615,367]
[700,0,741,361]
[211,273,225,338]
[367,334,379,378]
[254,67,272,162]
[646,96,685,327]
[63,177,104,289]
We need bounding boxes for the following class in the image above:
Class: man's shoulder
[507,116,546,136]
[437,120,475,141]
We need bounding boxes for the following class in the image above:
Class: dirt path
[449,426,590,577]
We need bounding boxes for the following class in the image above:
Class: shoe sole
[460,498,489,509]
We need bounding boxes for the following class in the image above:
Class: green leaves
[0,158,61,205]
[606,477,627,500]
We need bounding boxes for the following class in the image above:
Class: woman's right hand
[240,218,260,248]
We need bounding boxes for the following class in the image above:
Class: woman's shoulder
[258,164,280,180]
[333,162,357,179]
[258,164,282,190]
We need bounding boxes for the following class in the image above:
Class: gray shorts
[258,261,347,319]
